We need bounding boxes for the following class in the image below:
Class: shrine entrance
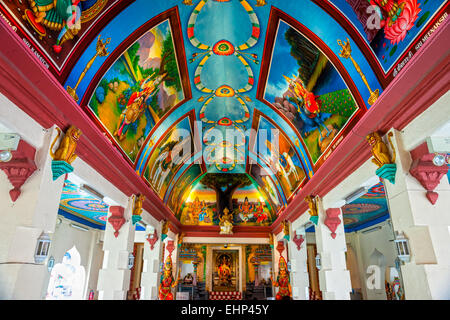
[212,250,239,292]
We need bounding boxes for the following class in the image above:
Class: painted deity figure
[24,0,84,52]
[239,197,254,222]
[189,197,202,224]
[199,200,209,223]
[217,256,232,286]
[254,201,268,224]
[114,73,166,141]
[283,75,332,138]
[158,255,179,300]
[219,207,233,235]
[271,256,292,300]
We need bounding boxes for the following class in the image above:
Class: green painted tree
[200,173,253,215]
[158,32,182,91]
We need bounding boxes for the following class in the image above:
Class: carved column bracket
[410,144,449,205]
[324,208,342,239]
[0,140,37,202]
[293,231,304,251]
[146,230,158,250]
[108,206,126,238]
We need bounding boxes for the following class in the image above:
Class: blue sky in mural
[265,21,347,102]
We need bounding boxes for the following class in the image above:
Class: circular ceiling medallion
[218,117,233,126]
[213,40,235,56]
[215,85,235,97]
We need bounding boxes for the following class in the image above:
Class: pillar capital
[409,142,449,205]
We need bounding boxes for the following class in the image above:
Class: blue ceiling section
[58,180,145,231]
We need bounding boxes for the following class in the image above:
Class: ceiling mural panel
[316,0,449,87]
[178,173,275,226]
[0,0,133,82]
[250,110,308,202]
[59,180,109,228]
[84,16,189,163]
[257,9,367,172]
[3,0,447,227]
[342,181,390,231]
[142,111,200,199]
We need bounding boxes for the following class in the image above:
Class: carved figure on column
[271,256,292,300]
[132,194,145,225]
[305,195,319,225]
[158,255,179,300]
[161,220,169,241]
[366,131,397,184]
[49,126,82,180]
[281,220,290,241]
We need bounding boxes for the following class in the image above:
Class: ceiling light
[344,186,370,204]
[80,184,104,200]
[361,226,382,234]
[70,223,89,232]
[0,150,12,162]
[432,153,446,166]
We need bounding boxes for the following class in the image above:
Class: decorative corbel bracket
[276,240,285,257]
[409,143,449,205]
[0,140,37,202]
[166,240,175,257]
[108,206,126,238]
[366,131,397,184]
[146,230,158,250]
[293,231,304,251]
[324,208,342,239]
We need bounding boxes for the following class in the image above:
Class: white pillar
[288,225,310,300]
[384,129,450,300]
[315,198,352,300]
[140,223,162,300]
[0,127,65,299]
[97,197,135,300]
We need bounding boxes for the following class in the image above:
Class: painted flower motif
[384,0,421,45]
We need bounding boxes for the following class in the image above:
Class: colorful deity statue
[114,73,166,141]
[158,255,179,300]
[219,207,233,235]
[271,256,292,300]
[217,255,232,286]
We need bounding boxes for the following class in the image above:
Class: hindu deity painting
[249,163,285,215]
[252,113,307,200]
[0,0,130,78]
[260,19,361,167]
[326,0,448,74]
[87,19,186,162]
[165,163,204,216]
[143,115,196,198]
[178,172,276,226]
[213,251,238,292]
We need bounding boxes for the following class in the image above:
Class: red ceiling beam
[0,19,180,233]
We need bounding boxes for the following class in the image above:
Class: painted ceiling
[2,0,447,226]
[59,179,145,230]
